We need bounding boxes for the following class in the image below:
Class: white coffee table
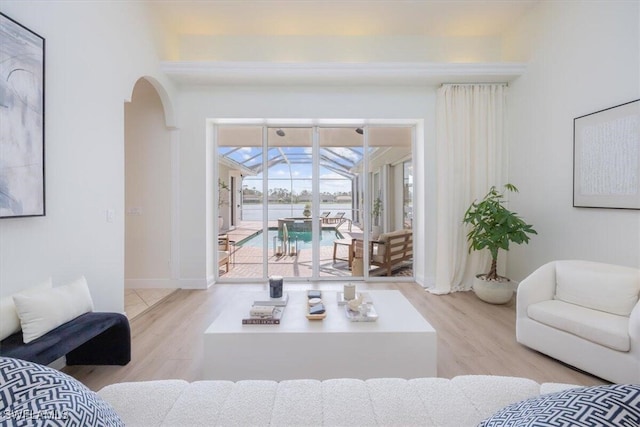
[203,290,437,381]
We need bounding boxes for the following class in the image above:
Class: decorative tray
[345,304,378,322]
[337,292,371,306]
[306,293,326,320]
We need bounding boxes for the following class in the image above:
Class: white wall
[177,34,502,63]
[504,0,640,280]
[0,2,175,310]
[177,85,437,287]
[125,78,172,287]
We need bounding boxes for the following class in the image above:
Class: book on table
[242,305,285,325]
[252,293,289,307]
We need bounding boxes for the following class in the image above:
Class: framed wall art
[0,12,45,218]
[573,99,640,209]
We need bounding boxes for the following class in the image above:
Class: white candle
[344,283,356,300]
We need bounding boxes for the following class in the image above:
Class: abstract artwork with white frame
[0,13,45,218]
[573,99,640,209]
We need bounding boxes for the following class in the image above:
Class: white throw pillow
[13,276,95,343]
[555,261,640,316]
[0,278,52,341]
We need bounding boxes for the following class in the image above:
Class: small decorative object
[345,295,378,322]
[302,203,311,217]
[573,99,640,209]
[343,283,356,300]
[0,13,45,218]
[347,294,363,311]
[269,275,283,299]
[463,184,537,304]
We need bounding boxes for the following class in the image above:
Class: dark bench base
[0,312,131,366]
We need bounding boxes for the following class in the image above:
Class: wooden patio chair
[218,235,230,273]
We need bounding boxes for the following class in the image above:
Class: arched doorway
[123,77,176,318]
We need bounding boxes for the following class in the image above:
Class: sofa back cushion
[555,261,640,316]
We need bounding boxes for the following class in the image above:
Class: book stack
[253,293,289,307]
[242,305,285,325]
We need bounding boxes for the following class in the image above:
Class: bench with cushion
[0,312,131,366]
[0,276,131,366]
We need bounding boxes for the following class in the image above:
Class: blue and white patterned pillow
[479,384,640,427]
[0,357,124,427]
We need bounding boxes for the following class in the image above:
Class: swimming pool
[238,228,343,249]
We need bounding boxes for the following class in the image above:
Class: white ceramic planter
[472,275,514,304]
[371,225,381,240]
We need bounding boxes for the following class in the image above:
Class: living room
[1,0,639,425]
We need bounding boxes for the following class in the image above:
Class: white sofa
[6,357,640,426]
[97,375,575,427]
[516,260,640,384]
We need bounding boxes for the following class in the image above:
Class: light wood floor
[64,282,605,391]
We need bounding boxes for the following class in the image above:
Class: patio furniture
[321,211,331,218]
[322,212,345,224]
[333,238,354,265]
[218,235,231,273]
[353,229,413,276]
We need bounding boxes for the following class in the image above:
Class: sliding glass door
[215,123,414,281]
[266,127,314,279]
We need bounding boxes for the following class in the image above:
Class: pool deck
[221,221,366,278]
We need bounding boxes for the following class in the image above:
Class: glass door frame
[213,119,417,283]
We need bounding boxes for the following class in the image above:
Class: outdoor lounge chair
[322,212,345,224]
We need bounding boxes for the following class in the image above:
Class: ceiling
[148,1,537,85]
[147,0,539,38]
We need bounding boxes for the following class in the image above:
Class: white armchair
[516,260,640,384]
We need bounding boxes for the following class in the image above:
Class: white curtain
[432,84,508,294]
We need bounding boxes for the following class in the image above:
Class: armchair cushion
[528,300,630,351]
[555,261,640,316]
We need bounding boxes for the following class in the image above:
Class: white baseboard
[125,279,181,289]
[125,278,209,289]
[179,278,209,289]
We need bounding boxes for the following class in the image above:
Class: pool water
[239,228,343,249]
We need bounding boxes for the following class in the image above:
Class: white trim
[170,128,181,282]
[161,61,526,86]
[181,278,209,289]
[126,278,208,290]
[125,279,182,289]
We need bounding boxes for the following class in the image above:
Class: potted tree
[302,203,311,218]
[371,197,382,239]
[218,178,230,231]
[462,184,537,304]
